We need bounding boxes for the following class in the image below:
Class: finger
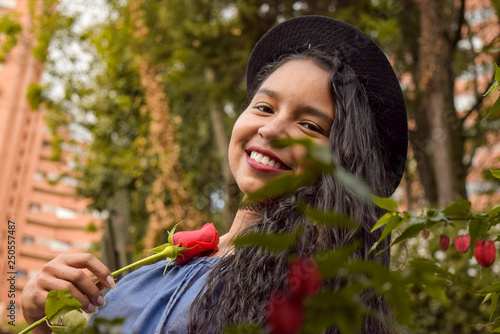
[90,277,107,291]
[38,276,97,314]
[57,254,115,289]
[50,267,105,308]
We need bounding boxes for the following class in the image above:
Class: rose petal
[173,223,219,265]
[267,291,303,334]
[288,257,322,299]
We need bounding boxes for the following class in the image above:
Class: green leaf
[369,215,403,254]
[244,172,315,202]
[45,289,82,325]
[90,317,125,333]
[484,81,500,97]
[305,289,364,334]
[488,206,500,218]
[491,293,499,322]
[477,282,500,295]
[232,229,300,253]
[224,323,262,334]
[371,212,393,232]
[302,205,359,230]
[485,96,500,119]
[442,200,471,216]
[347,260,411,325]
[50,326,66,334]
[391,223,427,246]
[468,219,490,258]
[496,62,500,82]
[492,169,500,179]
[314,243,360,279]
[333,167,372,202]
[371,195,398,211]
[61,310,89,333]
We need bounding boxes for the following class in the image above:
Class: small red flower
[474,240,496,268]
[173,223,219,265]
[440,235,450,251]
[288,257,322,299]
[267,291,304,334]
[454,235,470,253]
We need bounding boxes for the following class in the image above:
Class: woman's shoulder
[93,256,221,333]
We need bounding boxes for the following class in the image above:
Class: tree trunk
[415,0,467,207]
[130,0,204,249]
[204,67,238,232]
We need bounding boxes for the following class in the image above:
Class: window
[23,236,33,245]
[28,204,40,212]
[0,0,17,9]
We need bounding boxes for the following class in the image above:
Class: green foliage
[224,323,262,334]
[26,83,44,111]
[484,63,500,119]
[232,228,300,253]
[45,290,82,324]
[0,11,22,62]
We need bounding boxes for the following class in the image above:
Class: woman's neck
[210,208,262,258]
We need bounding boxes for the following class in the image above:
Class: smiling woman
[229,59,335,195]
[21,15,407,334]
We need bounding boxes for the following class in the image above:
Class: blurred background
[0,0,499,332]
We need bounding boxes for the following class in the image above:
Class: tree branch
[461,73,497,124]
[452,0,466,48]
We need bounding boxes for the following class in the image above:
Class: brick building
[0,0,102,325]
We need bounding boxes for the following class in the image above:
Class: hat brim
[246,15,408,196]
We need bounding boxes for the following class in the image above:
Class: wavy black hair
[188,48,393,333]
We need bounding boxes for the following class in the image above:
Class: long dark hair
[188,48,393,333]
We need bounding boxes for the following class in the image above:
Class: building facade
[0,0,102,325]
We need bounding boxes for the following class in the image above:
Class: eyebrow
[255,88,334,126]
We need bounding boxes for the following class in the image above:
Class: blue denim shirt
[92,257,220,334]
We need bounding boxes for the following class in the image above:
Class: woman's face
[228,59,335,196]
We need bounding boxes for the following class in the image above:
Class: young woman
[22,15,407,333]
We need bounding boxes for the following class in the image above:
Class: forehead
[256,59,333,108]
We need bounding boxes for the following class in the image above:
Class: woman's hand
[21,253,115,333]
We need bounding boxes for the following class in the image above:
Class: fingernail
[87,303,97,314]
[106,275,116,290]
[96,295,106,307]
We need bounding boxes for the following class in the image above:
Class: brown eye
[301,122,322,134]
[256,105,274,114]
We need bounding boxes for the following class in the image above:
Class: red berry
[421,229,430,239]
[440,235,450,251]
[474,240,496,268]
[454,235,470,253]
[267,291,303,334]
[288,257,322,299]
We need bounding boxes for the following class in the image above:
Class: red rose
[454,235,470,253]
[267,291,304,334]
[440,235,450,251]
[173,223,219,265]
[474,240,496,268]
[288,257,322,299]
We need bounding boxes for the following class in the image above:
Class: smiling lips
[246,146,290,172]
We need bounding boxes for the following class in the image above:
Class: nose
[258,115,289,141]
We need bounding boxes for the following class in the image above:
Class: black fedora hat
[246,15,408,196]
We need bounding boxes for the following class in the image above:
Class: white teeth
[249,151,285,169]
